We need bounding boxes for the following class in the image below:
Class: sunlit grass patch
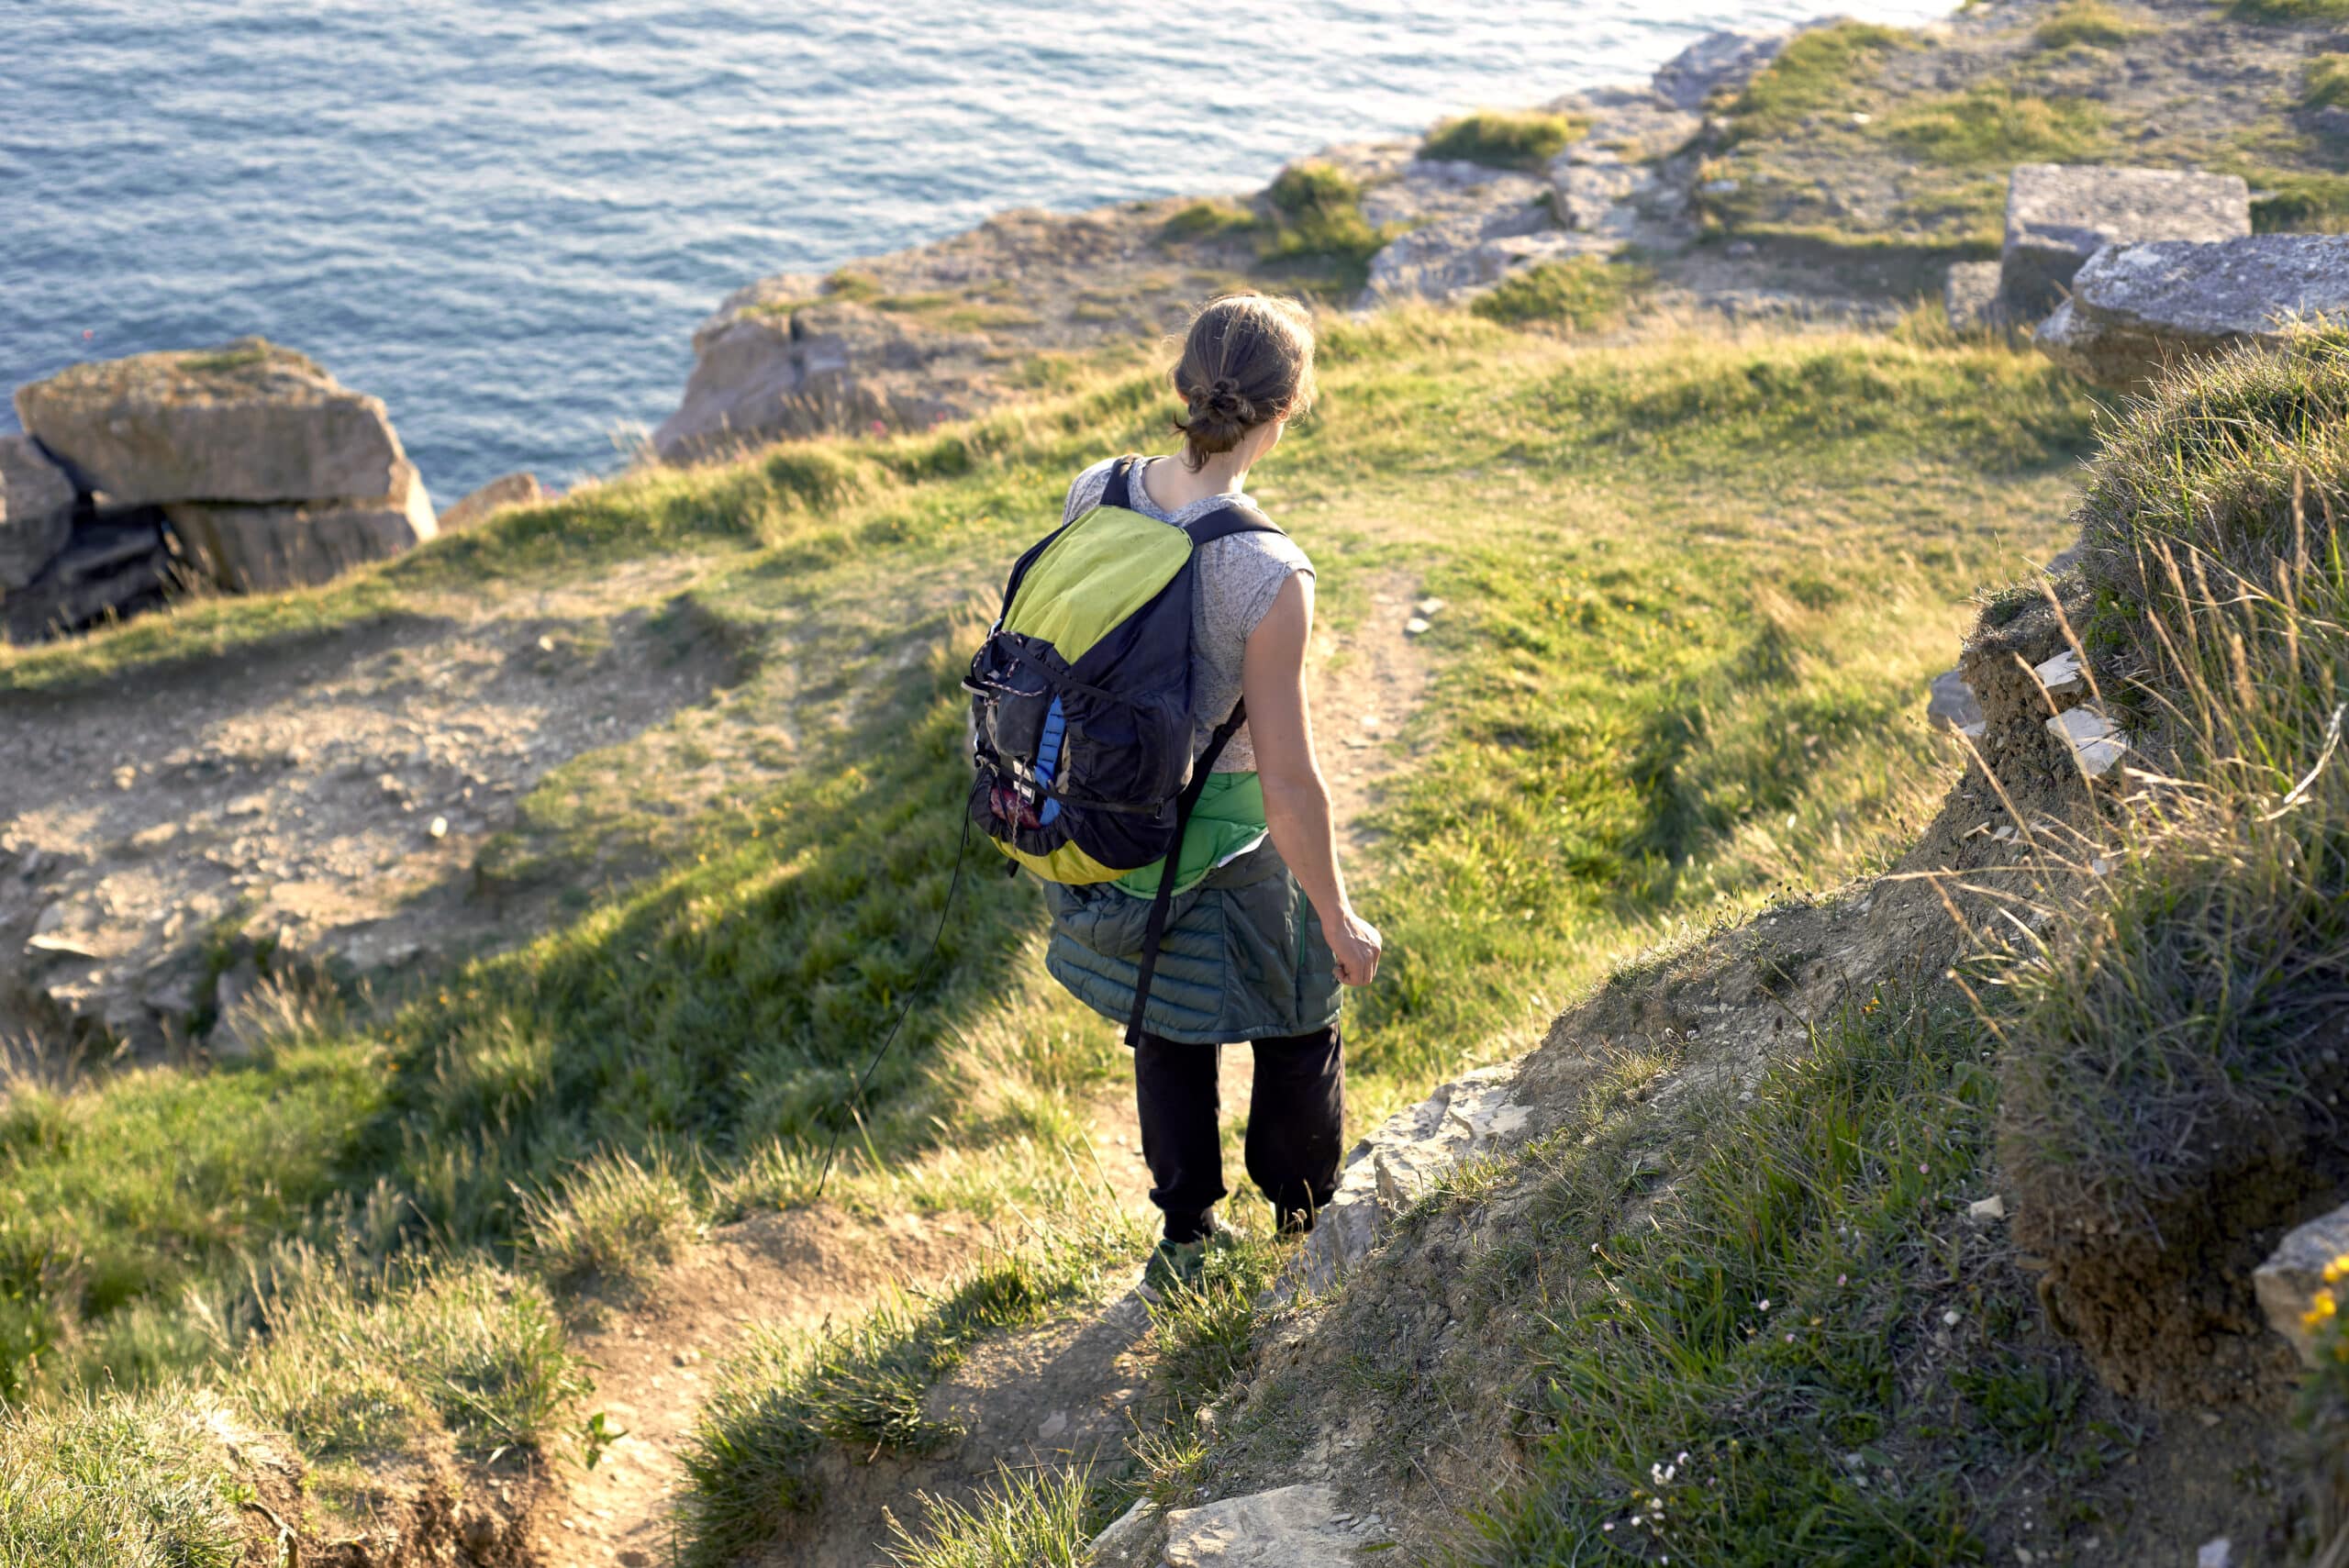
[237,1260,584,1462]
[883,1465,1106,1568]
[519,1146,700,1298]
[0,1389,244,1568]
[1880,85,2111,168]
[1423,109,1590,172]
[1471,257,1653,332]
[2032,0,2153,49]
[1258,161,1391,287]
[1728,23,1920,139]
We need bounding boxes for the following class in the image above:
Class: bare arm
[1241,573,1384,987]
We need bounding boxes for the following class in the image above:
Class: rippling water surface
[4,2,1946,499]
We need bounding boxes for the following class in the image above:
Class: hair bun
[1192,376,1257,427]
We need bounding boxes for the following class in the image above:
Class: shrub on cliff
[1728,22,1919,141]
[1422,108,1587,172]
[1998,331,2349,1404]
[1258,161,1388,284]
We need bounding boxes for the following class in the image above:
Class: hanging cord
[816,815,974,1197]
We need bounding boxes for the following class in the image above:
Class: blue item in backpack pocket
[1033,696,1065,827]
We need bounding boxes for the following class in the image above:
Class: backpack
[964,455,1282,1043]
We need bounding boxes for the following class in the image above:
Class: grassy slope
[0,307,2099,1554]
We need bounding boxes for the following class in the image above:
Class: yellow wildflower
[2306,1287,2339,1331]
[2326,1254,2349,1285]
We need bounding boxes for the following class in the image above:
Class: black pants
[1133,1025,1344,1242]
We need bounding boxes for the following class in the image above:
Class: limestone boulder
[0,435,76,591]
[2255,1198,2349,1366]
[439,471,543,532]
[167,460,437,594]
[1998,164,2251,322]
[1652,28,1790,112]
[15,338,409,506]
[2036,234,2349,388]
[653,301,984,463]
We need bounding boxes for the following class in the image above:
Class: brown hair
[1170,294,1318,472]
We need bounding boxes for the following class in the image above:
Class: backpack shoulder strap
[1184,500,1284,550]
[1100,454,1141,510]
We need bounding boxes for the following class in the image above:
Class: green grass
[237,1259,583,1462]
[1461,983,2132,1564]
[1880,85,2110,168]
[2032,0,2152,49]
[1471,257,1654,332]
[2233,0,2349,21]
[0,317,2094,1377]
[1160,198,1264,243]
[1422,109,1589,172]
[2251,171,2349,232]
[2307,52,2349,107]
[883,1466,1107,1568]
[518,1146,700,1297]
[0,1390,244,1568]
[0,306,2098,1543]
[1996,332,2349,1401]
[1728,23,1921,140]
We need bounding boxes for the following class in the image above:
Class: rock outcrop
[1650,28,1791,111]
[654,293,991,463]
[0,436,75,591]
[2037,235,2349,388]
[1998,164,2251,322]
[439,471,544,532]
[17,339,409,506]
[164,461,437,594]
[1277,1062,1528,1299]
[4,339,436,634]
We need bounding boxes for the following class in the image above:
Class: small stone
[2045,706,2130,778]
[1403,617,1432,637]
[1038,1409,1069,1440]
[1359,714,1382,730]
[1850,111,1872,126]
[2032,648,2086,699]
[112,766,137,791]
[1927,668,1985,735]
[1942,1308,1962,1326]
[428,815,449,840]
[226,794,269,818]
[1413,596,1445,617]
[2198,1538,2232,1568]
[1967,1194,2008,1221]
[127,822,181,852]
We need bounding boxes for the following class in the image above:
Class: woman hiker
[1041,294,1384,1295]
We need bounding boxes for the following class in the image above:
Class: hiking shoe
[1138,1238,1208,1304]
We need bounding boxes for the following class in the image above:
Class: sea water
[3,1,1949,500]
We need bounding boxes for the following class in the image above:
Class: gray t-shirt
[1061,456,1313,773]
